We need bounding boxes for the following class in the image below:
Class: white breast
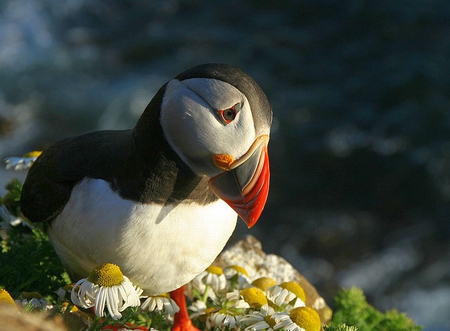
[47,178,237,295]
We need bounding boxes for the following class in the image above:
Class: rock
[0,305,67,331]
[213,235,332,325]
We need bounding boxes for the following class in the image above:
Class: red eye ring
[218,104,239,125]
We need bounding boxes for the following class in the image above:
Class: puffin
[20,63,272,330]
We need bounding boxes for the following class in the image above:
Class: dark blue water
[1,1,450,329]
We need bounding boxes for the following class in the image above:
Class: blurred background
[0,0,449,329]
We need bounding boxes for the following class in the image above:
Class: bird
[20,63,272,330]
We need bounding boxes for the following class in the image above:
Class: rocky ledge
[213,235,332,325]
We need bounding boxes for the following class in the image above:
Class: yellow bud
[240,287,267,309]
[227,265,249,276]
[87,263,124,287]
[206,265,224,276]
[251,277,277,291]
[289,307,321,331]
[0,289,16,307]
[280,281,306,302]
[23,151,42,158]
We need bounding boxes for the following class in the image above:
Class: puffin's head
[160,63,272,228]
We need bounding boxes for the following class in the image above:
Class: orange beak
[208,136,270,228]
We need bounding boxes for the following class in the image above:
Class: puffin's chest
[47,178,238,293]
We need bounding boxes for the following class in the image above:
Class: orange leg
[170,285,200,331]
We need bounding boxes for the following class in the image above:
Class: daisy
[192,265,227,299]
[210,308,241,329]
[272,307,321,331]
[240,304,276,331]
[71,263,142,320]
[224,265,251,290]
[0,204,27,228]
[140,293,180,315]
[16,292,52,311]
[4,151,41,171]
[226,290,250,309]
[266,282,306,311]
[189,300,220,329]
[188,299,208,320]
[55,287,67,301]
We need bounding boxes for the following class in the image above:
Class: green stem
[201,285,211,303]
[87,315,102,331]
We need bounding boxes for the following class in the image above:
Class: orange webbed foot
[170,285,201,331]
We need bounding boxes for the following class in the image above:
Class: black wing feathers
[20,130,133,222]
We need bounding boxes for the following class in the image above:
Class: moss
[324,323,359,331]
[329,288,422,331]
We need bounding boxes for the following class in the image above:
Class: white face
[160,78,257,177]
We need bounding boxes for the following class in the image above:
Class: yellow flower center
[87,263,124,287]
[289,307,321,331]
[0,289,16,307]
[206,265,224,276]
[240,287,267,309]
[279,281,306,302]
[23,151,42,158]
[251,277,277,291]
[228,265,249,276]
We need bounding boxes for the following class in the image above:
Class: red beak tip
[239,207,263,229]
[246,219,257,229]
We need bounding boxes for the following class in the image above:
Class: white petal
[140,297,152,311]
[95,287,107,317]
[244,320,270,331]
[71,279,88,307]
[240,313,263,325]
[106,287,121,320]
[163,298,180,315]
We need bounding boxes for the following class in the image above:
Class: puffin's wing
[21,130,133,223]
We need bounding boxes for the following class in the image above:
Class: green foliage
[0,178,70,298]
[2,178,23,216]
[0,224,71,297]
[324,324,359,331]
[329,288,422,331]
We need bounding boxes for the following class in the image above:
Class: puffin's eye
[217,104,240,125]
